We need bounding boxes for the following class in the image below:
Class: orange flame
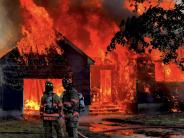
[24,100,40,111]
[24,79,63,114]
[155,62,184,82]
[17,0,62,55]
[90,47,137,114]
[124,0,175,15]
[54,0,119,58]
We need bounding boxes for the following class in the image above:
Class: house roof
[0,37,95,64]
[0,46,17,60]
[63,37,95,64]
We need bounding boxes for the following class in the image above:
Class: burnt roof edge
[0,37,95,65]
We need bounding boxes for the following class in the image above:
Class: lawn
[1,113,184,138]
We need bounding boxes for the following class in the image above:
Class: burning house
[136,55,184,113]
[0,36,94,118]
[89,47,138,115]
[0,0,183,118]
[89,52,184,115]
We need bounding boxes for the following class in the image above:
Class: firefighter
[61,78,80,138]
[40,81,65,138]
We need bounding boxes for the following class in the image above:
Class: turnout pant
[65,114,79,138]
[43,119,65,138]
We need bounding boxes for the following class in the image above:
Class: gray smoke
[35,0,133,24]
[102,0,134,21]
[0,0,21,57]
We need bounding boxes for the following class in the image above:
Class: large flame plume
[36,0,137,58]
[17,0,62,55]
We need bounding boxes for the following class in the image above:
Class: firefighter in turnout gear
[61,78,80,138]
[40,81,65,138]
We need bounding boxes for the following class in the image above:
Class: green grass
[126,113,184,126]
[105,113,184,126]
[0,119,43,138]
[0,119,110,138]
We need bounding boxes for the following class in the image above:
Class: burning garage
[0,35,94,118]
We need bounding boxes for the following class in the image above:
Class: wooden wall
[0,41,92,115]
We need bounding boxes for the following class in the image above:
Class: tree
[107,0,184,70]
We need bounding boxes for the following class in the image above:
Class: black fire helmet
[45,81,53,93]
[62,78,72,89]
